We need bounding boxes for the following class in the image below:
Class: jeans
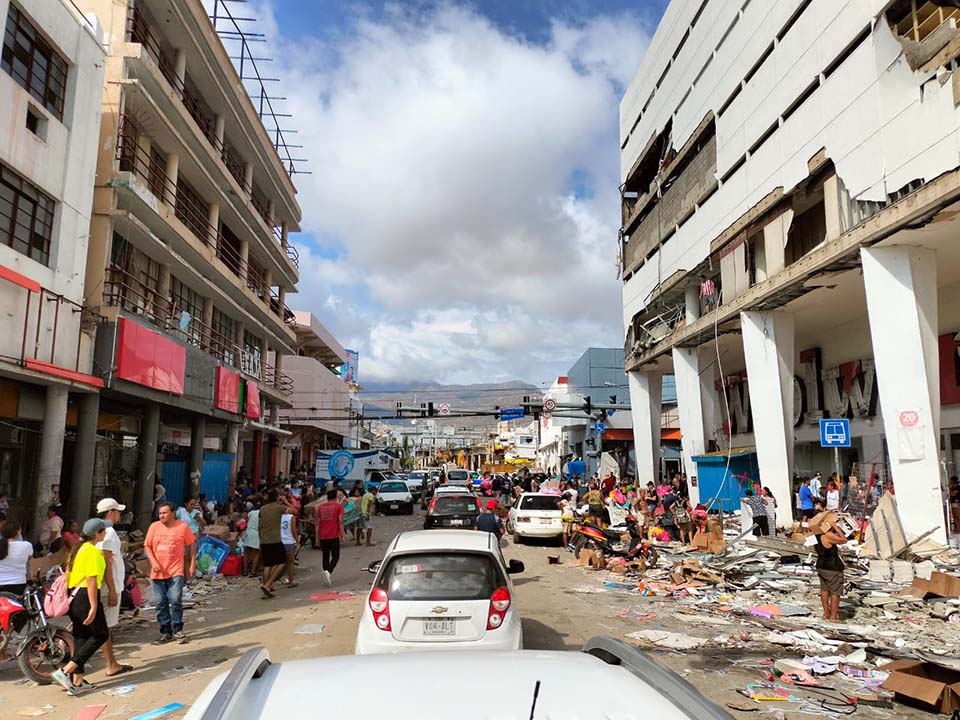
[319,539,340,574]
[151,576,185,634]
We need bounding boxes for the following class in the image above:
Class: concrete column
[627,371,661,486]
[189,415,205,496]
[280,221,289,249]
[226,423,240,496]
[239,237,250,281]
[685,285,701,324]
[134,404,160,530]
[173,49,186,89]
[206,202,220,248]
[163,152,179,206]
[260,338,269,381]
[69,393,100,520]
[251,430,264,486]
[741,311,796,526]
[267,199,276,226]
[267,434,278,483]
[33,385,69,538]
[243,163,253,194]
[213,114,225,151]
[861,246,944,543]
[201,296,214,350]
[156,263,171,327]
[672,347,711,505]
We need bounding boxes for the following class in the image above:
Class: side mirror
[367,560,382,574]
[507,559,524,575]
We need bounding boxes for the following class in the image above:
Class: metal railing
[104,264,165,326]
[175,182,213,245]
[264,361,294,395]
[250,190,270,228]
[127,5,182,93]
[222,143,246,188]
[269,287,296,326]
[215,229,245,279]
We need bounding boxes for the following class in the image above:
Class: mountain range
[359,380,542,421]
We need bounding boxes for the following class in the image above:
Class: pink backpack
[43,572,74,617]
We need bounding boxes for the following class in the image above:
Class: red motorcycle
[0,583,74,684]
[572,516,659,567]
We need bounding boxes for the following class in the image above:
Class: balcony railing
[250,190,270,228]
[269,287,296,327]
[127,5,182,93]
[215,229,245,279]
[273,225,299,269]
[264,361,294,395]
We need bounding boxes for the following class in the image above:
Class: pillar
[685,285,700,324]
[627,371,661,486]
[672,347,711,505]
[226,423,240,496]
[201,296,214,350]
[861,246,944,543]
[243,162,253,194]
[134,404,160,530]
[213,114,225,150]
[280,221,289,249]
[239,237,250,281]
[163,153,179,206]
[33,385,69,538]
[156,263,171,327]
[741,311,796,526]
[267,199,276,226]
[189,415,205,496]
[267,435,279,483]
[206,202,220,248]
[69,393,100,520]
[173,49,186,89]
[260,337,269,381]
[251,430,264,486]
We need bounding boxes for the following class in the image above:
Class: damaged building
[620,0,960,543]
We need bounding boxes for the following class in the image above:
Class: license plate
[540,518,553,525]
[390,504,398,509]
[450,519,463,526]
[423,619,455,636]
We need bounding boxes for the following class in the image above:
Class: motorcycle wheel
[647,546,659,568]
[573,535,587,559]
[17,628,74,685]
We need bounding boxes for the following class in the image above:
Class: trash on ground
[293,624,327,634]
[128,703,186,720]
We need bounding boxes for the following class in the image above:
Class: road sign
[438,403,450,416]
[543,398,557,412]
[819,418,851,448]
[594,421,606,435]
[499,407,525,421]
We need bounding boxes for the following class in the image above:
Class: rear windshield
[408,472,427,480]
[520,495,561,511]
[378,553,504,601]
[446,470,469,481]
[434,496,479,514]
[380,482,408,493]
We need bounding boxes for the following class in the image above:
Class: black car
[424,492,483,529]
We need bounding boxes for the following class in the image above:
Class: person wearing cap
[475,500,502,539]
[96,498,133,677]
[51,519,109,695]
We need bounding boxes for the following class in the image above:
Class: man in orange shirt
[144,502,196,645]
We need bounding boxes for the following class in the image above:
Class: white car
[508,492,563,541]
[184,638,735,719]
[405,470,431,500]
[375,481,414,515]
[355,530,524,655]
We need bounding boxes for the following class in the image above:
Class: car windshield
[520,496,560,511]
[408,472,426,480]
[380,482,408,493]
[446,470,469,481]
[378,553,504,601]
[433,496,479,514]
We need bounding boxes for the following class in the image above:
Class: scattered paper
[71,705,106,720]
[128,704,185,720]
[308,592,354,602]
[103,684,137,697]
[293,624,326,634]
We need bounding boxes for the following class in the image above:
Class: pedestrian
[949,476,960,534]
[257,490,287,599]
[825,480,840,511]
[810,471,823,500]
[674,498,694,544]
[763,486,778,535]
[94,499,133,677]
[744,490,769,536]
[601,472,616,496]
[359,484,376,547]
[144,501,196,644]
[476,500,503,538]
[50,518,110,695]
[39,505,64,551]
[660,489,679,541]
[559,493,577,550]
[315,489,345,586]
[799,477,816,519]
[280,505,298,588]
[814,516,847,622]
[585,482,604,523]
[152,482,166,521]
[699,273,716,312]
[242,500,261,576]
[176,496,205,535]
[0,521,32,596]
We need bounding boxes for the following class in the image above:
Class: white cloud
[261,2,651,383]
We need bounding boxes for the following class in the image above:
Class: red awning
[661,429,681,440]
[601,428,634,441]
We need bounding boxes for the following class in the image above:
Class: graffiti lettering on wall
[719,348,878,435]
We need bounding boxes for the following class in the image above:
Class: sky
[236,0,668,386]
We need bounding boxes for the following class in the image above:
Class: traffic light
[584,396,592,415]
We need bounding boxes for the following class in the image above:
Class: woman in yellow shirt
[51,518,108,695]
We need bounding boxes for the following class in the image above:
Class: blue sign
[819,418,851,448]
[499,408,525,421]
[594,422,606,435]
[327,450,355,479]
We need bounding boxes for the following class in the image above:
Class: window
[376,553,505,601]
[2,4,68,120]
[785,194,826,265]
[169,276,203,346]
[175,178,210,242]
[211,307,237,366]
[242,330,262,377]
[745,231,765,287]
[108,232,161,318]
[0,161,54,265]
[25,105,46,140]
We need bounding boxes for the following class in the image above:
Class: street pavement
[0,509,933,719]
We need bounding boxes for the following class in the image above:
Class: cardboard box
[692,521,725,554]
[203,524,230,540]
[927,571,960,598]
[882,659,960,714]
[28,547,68,581]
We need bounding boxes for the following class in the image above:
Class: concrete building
[278,311,349,473]
[620,0,960,543]
[0,0,105,534]
[77,0,301,525]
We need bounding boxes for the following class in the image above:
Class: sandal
[106,664,134,677]
[260,584,275,598]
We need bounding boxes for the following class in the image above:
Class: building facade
[0,0,105,534]
[76,0,301,525]
[620,0,960,542]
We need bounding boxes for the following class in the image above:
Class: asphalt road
[0,509,931,719]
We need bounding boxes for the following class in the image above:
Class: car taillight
[429,496,438,512]
[369,587,391,631]
[486,587,511,630]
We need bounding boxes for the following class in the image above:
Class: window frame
[0,160,54,266]
[1,3,69,120]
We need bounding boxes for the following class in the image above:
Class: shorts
[260,542,287,567]
[801,508,817,519]
[283,543,295,556]
[358,513,372,530]
[818,569,844,595]
[101,587,120,628]
[563,521,577,535]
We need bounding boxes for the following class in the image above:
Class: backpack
[43,571,74,618]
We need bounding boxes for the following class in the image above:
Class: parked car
[364,470,402,492]
[424,491,482,529]
[355,530,524,655]
[375,481,414,515]
[507,492,563,542]
[183,637,735,719]
[405,470,432,500]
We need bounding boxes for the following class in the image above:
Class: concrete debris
[624,629,706,649]
[293,624,327,634]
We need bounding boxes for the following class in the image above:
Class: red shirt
[316,501,344,540]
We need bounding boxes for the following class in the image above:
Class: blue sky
[245,1,667,386]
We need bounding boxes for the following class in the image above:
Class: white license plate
[539,518,553,525]
[390,504,398,509]
[423,619,455,636]
[450,519,463,526]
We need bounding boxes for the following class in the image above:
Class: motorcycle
[572,516,659,568]
[0,583,74,684]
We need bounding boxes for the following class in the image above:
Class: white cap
[96,498,126,513]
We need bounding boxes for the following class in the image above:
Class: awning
[601,428,634,441]
[661,428,681,440]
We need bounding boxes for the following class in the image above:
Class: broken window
[785,191,826,266]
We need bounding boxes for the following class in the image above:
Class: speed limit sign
[438,403,451,416]
[543,398,557,412]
